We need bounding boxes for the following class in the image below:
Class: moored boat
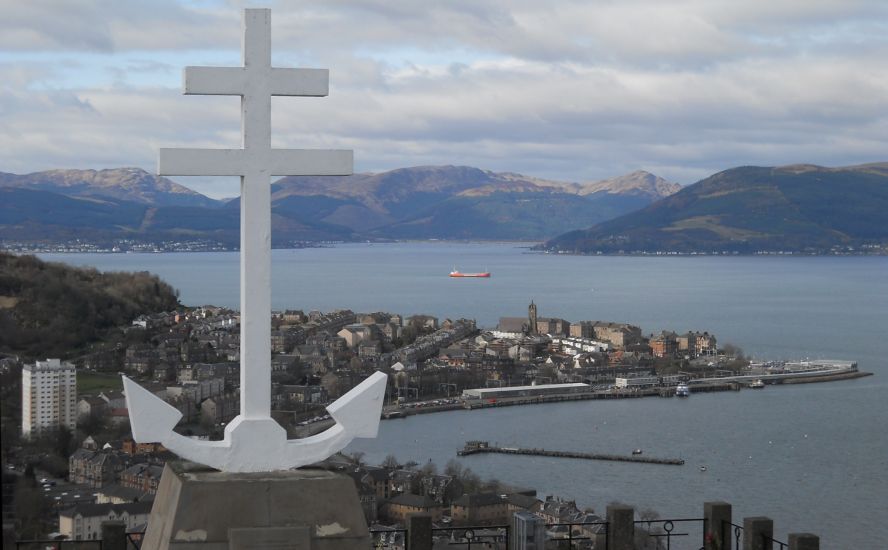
[675,383,691,397]
[749,379,765,389]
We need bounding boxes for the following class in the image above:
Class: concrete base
[143,462,370,550]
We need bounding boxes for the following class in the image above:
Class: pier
[457,441,685,466]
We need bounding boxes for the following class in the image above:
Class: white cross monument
[123,8,387,473]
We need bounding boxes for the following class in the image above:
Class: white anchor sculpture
[123,8,387,473]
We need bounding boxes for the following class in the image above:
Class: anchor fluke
[122,375,182,443]
[327,371,388,438]
[122,371,388,472]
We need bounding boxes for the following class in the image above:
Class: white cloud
[0,0,887,197]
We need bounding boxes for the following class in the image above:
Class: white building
[22,358,77,437]
[59,501,152,540]
[614,376,660,389]
[462,383,590,400]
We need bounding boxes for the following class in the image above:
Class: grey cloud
[5,1,887,67]
[0,1,114,51]
[1,1,887,196]
[0,0,235,52]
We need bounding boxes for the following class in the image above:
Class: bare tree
[381,454,400,469]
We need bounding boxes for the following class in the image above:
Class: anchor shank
[239,8,273,419]
[239,170,272,419]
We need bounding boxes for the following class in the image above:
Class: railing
[634,518,706,550]
[369,527,408,549]
[725,521,744,550]
[545,520,609,549]
[15,541,102,550]
[431,524,510,549]
[15,502,819,550]
[762,533,788,549]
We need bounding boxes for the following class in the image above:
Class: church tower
[528,300,538,335]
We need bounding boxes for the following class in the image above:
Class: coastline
[285,369,875,438]
[8,238,887,256]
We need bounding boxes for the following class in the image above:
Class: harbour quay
[461,382,591,400]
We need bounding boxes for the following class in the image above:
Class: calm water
[40,243,888,547]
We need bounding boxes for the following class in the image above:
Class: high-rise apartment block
[22,358,77,437]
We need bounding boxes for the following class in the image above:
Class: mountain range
[3,163,885,253]
[0,166,679,244]
[543,163,888,253]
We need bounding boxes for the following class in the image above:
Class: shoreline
[11,241,888,256]
[281,369,880,435]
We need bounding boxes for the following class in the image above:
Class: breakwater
[457,441,685,466]
[780,371,872,384]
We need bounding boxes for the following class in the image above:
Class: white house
[59,501,152,540]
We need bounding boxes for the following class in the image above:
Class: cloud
[1,0,887,197]
[0,0,236,52]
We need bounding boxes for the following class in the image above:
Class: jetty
[457,441,685,466]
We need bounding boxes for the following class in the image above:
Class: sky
[1,0,887,199]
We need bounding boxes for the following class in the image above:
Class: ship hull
[450,272,491,278]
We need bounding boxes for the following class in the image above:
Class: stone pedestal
[407,514,433,550]
[143,462,369,550]
[704,501,732,550]
[788,533,819,550]
[743,516,774,550]
[101,520,127,550]
[606,505,635,550]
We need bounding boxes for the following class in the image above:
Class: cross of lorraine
[122,8,387,473]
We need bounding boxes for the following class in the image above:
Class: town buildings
[451,493,510,525]
[119,463,164,494]
[382,494,445,522]
[21,358,77,437]
[59,502,152,541]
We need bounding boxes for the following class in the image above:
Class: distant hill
[577,171,682,199]
[0,168,221,208]
[0,187,149,242]
[0,187,355,246]
[0,251,180,358]
[543,163,888,254]
[267,166,679,239]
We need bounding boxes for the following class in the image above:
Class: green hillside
[544,164,888,254]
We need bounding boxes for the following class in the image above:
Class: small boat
[632,449,643,455]
[450,269,491,278]
[675,384,690,397]
[699,465,708,472]
[749,379,765,389]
